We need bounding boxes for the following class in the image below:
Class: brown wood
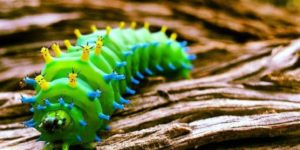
[1,0,300,149]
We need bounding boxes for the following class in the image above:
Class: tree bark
[1,0,300,149]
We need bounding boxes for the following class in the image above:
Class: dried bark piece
[0,13,81,36]
[99,112,300,150]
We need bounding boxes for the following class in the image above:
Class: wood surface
[1,0,300,149]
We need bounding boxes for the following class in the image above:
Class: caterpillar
[21,21,195,150]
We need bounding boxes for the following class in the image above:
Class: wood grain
[1,0,300,149]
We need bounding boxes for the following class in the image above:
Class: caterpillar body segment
[22,22,194,149]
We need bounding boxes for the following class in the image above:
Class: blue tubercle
[136,71,144,79]
[142,43,149,48]
[67,103,74,110]
[113,101,124,110]
[79,120,87,126]
[182,63,193,70]
[88,90,101,100]
[104,72,125,82]
[130,45,138,51]
[187,54,197,60]
[120,97,130,104]
[131,77,140,85]
[24,119,36,127]
[29,107,34,112]
[166,40,172,46]
[21,95,36,103]
[116,61,127,67]
[183,47,190,52]
[98,113,110,120]
[23,77,36,86]
[179,41,188,47]
[155,64,164,72]
[59,97,65,106]
[44,99,51,106]
[76,135,82,142]
[24,119,35,124]
[125,87,136,95]
[151,41,159,47]
[123,51,133,57]
[168,63,176,70]
[145,68,153,75]
[95,135,101,142]
[37,105,46,111]
[105,125,111,131]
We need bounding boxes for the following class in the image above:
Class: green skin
[28,27,192,149]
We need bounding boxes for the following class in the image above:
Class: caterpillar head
[30,75,105,145]
[33,97,92,145]
[39,110,71,133]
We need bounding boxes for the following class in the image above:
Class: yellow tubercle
[74,29,82,38]
[35,75,49,90]
[81,45,90,61]
[161,26,167,33]
[130,21,136,29]
[91,25,97,32]
[170,33,177,40]
[51,43,61,57]
[106,26,111,35]
[64,39,72,49]
[95,37,103,55]
[68,72,77,87]
[119,21,125,29]
[144,22,149,29]
[41,47,52,63]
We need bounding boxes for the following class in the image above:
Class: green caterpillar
[21,21,195,149]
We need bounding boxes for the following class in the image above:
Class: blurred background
[2,0,300,150]
[0,0,300,91]
[262,0,300,9]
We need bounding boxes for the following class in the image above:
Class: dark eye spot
[42,117,66,133]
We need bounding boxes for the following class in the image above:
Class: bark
[1,0,300,149]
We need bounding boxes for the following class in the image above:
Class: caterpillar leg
[42,142,55,150]
[43,142,95,150]
[42,142,70,150]
[180,69,192,79]
[80,142,97,149]
[62,143,70,150]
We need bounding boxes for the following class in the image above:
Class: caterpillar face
[39,110,70,133]
[22,22,195,149]
[31,78,103,145]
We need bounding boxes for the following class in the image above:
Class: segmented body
[21,22,194,149]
